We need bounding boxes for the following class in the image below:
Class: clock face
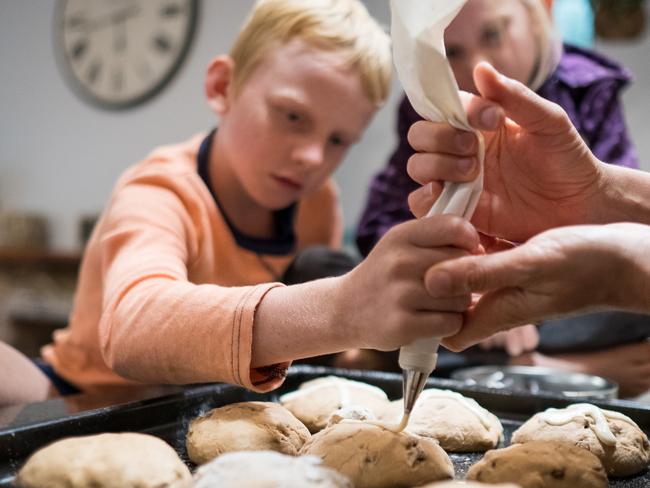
[55,0,198,109]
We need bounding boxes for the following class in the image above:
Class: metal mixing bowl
[451,365,618,399]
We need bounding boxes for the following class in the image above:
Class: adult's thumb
[473,62,570,135]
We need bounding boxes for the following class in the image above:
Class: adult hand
[423,223,650,351]
[337,215,481,351]
[407,62,605,243]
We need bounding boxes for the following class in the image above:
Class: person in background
[358,0,638,259]
[407,62,650,398]
[0,0,482,406]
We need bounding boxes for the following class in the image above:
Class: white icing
[395,413,410,433]
[538,403,637,446]
[360,411,412,434]
[279,377,387,405]
[416,389,494,430]
[327,405,376,427]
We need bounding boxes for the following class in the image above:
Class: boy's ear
[205,55,235,115]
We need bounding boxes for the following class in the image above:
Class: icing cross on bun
[512,403,650,476]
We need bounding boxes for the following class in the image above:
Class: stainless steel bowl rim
[450,365,618,399]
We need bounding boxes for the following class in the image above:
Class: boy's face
[216,39,377,210]
[445,0,540,93]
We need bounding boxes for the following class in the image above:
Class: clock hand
[80,5,140,32]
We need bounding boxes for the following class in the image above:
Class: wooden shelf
[0,249,82,267]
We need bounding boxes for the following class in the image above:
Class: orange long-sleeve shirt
[42,133,342,392]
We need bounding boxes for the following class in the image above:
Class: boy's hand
[406,62,605,243]
[423,223,650,351]
[336,215,480,351]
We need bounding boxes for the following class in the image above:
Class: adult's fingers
[407,152,479,185]
[473,62,572,136]
[442,284,556,351]
[461,90,505,131]
[408,121,478,155]
[424,246,533,297]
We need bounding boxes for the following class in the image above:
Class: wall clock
[55,0,199,110]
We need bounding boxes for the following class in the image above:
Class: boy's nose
[293,141,326,168]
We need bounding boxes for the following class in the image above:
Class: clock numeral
[161,4,183,17]
[71,39,88,61]
[87,61,102,85]
[153,35,173,54]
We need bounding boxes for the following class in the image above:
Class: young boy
[0,0,479,405]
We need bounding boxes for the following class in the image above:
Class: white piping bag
[390,0,485,422]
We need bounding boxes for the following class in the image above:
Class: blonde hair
[229,0,392,107]
[520,0,563,90]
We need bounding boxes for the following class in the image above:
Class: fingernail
[425,181,434,196]
[428,270,452,297]
[480,107,500,130]
[457,158,474,175]
[456,132,475,151]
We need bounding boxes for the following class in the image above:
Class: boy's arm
[100,179,481,388]
[98,181,286,392]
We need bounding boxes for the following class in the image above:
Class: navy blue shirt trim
[197,129,297,256]
[33,358,81,396]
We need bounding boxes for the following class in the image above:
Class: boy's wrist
[328,274,360,350]
[252,278,349,367]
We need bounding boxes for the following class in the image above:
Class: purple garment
[356,44,639,256]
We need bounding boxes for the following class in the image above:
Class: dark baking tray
[1,365,649,487]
